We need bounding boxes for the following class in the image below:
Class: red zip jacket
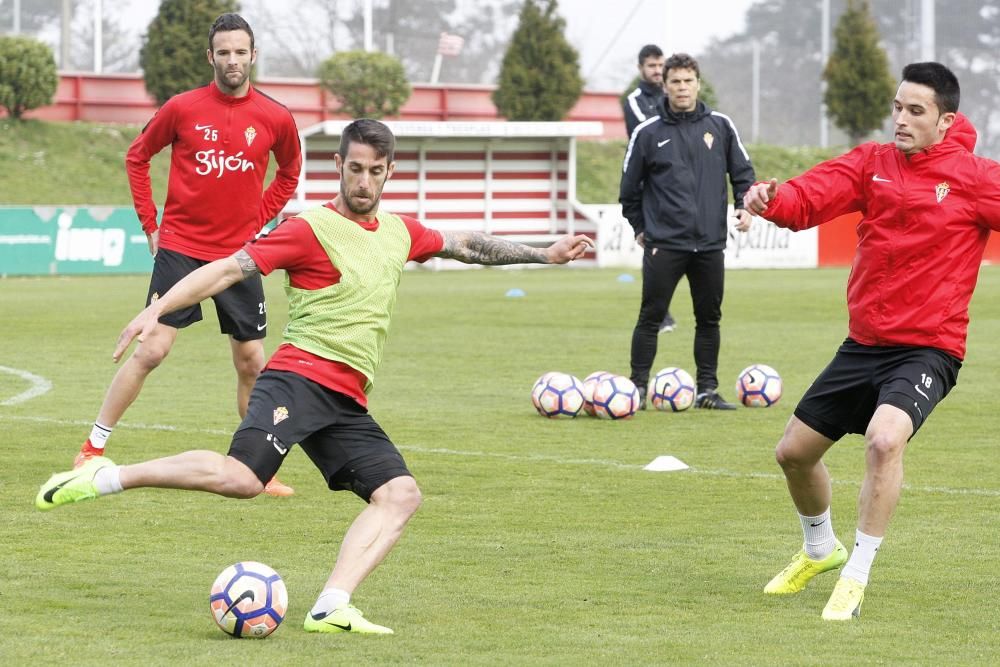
[761,113,1000,360]
[126,82,302,261]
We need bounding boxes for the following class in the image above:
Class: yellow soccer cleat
[764,540,848,594]
[36,456,115,511]
[822,576,866,621]
[303,604,393,635]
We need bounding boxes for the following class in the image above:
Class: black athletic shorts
[794,338,961,441]
[228,370,412,501]
[147,247,267,341]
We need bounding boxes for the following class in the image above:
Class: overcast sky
[561,0,757,88]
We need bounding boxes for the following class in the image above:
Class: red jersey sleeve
[400,214,444,262]
[125,100,180,235]
[975,158,1000,231]
[764,143,871,231]
[256,111,302,232]
[243,218,320,275]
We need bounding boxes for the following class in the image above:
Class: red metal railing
[20,72,627,139]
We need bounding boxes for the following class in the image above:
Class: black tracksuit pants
[630,247,724,392]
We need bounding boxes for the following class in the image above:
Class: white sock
[93,465,124,495]
[89,423,113,450]
[842,530,883,586]
[799,509,836,559]
[309,587,350,617]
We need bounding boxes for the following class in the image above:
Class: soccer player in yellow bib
[37,119,594,635]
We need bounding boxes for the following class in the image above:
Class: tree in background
[317,51,411,119]
[493,0,582,121]
[0,36,58,119]
[823,0,894,146]
[140,0,239,105]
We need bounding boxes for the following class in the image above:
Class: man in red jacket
[744,62,1000,620]
[74,13,302,496]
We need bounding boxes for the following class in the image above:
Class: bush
[0,36,58,119]
[140,0,239,105]
[317,51,411,120]
[575,140,841,204]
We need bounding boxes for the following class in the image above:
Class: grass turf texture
[3,267,1000,665]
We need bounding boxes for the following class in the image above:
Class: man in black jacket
[622,43,676,334]
[619,52,755,410]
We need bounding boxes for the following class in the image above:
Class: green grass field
[3,267,1000,665]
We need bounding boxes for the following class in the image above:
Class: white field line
[7,414,1000,498]
[0,366,53,406]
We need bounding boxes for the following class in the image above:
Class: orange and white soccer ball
[736,364,783,407]
[581,370,615,416]
[210,561,288,638]
[590,375,640,419]
[649,366,696,412]
[531,372,585,418]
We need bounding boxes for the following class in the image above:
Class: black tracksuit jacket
[619,100,756,252]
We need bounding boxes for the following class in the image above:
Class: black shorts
[794,338,961,441]
[228,370,412,501]
[148,247,267,341]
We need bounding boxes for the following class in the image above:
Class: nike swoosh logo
[43,474,81,503]
[310,612,351,631]
[809,520,826,527]
[657,139,671,148]
[195,124,213,131]
[257,323,266,331]
[872,174,891,183]
[223,589,255,617]
[914,385,929,399]
[273,441,288,455]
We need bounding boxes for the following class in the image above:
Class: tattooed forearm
[234,249,261,279]
[438,231,549,265]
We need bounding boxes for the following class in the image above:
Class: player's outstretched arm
[437,231,594,266]
[112,251,255,362]
[743,178,778,217]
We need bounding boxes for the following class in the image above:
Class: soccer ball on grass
[648,366,695,412]
[590,375,640,419]
[210,561,288,638]
[531,372,585,418]
[736,364,782,407]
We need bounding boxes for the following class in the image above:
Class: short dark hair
[664,52,700,79]
[901,62,960,113]
[209,13,254,51]
[637,44,663,65]
[339,119,396,163]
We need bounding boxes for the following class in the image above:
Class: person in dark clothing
[622,43,676,334]
[619,52,755,410]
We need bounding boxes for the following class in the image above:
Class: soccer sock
[310,587,351,617]
[88,422,113,450]
[799,509,837,559]
[93,465,123,495]
[841,530,883,586]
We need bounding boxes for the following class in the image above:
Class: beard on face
[215,63,249,92]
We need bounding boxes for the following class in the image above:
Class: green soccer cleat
[36,456,114,511]
[822,576,866,621]
[764,540,848,595]
[303,604,394,635]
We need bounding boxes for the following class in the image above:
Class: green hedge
[575,139,842,204]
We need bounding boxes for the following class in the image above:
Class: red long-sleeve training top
[761,113,1000,360]
[125,82,302,261]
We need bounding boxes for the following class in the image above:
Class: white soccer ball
[531,372,585,418]
[581,370,615,417]
[209,561,288,638]
[649,366,695,412]
[736,364,783,407]
[590,375,640,420]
